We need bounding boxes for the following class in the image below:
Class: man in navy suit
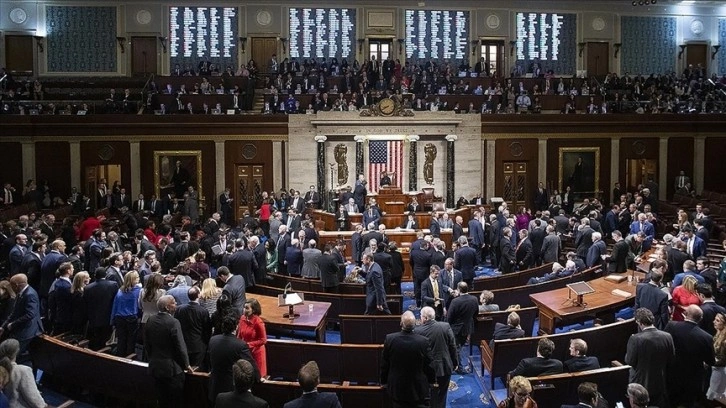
[440,258,462,308]
[560,382,601,408]
[363,253,389,315]
[381,311,435,407]
[215,359,268,408]
[634,264,670,330]
[409,240,432,309]
[8,234,27,276]
[283,360,341,408]
[509,337,564,378]
[428,212,441,238]
[84,267,119,350]
[446,282,480,373]
[2,274,43,356]
[420,265,445,320]
[467,211,485,264]
[454,236,477,286]
[629,213,655,251]
[414,306,457,408]
[563,339,600,373]
[585,232,607,269]
[362,206,382,230]
[682,226,707,258]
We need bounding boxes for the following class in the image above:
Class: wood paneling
[494,139,538,209]
[35,142,71,199]
[0,143,23,192]
[704,137,726,193]
[5,36,34,74]
[618,137,659,192]
[80,141,132,193]
[224,141,274,214]
[586,42,609,77]
[666,137,694,199]
[547,139,611,203]
[131,36,158,76]
[139,141,215,215]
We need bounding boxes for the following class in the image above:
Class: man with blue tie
[682,226,706,259]
[629,213,655,251]
[2,274,43,357]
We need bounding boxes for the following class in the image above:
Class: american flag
[368,140,403,193]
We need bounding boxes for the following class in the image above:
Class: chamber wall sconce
[397,38,404,55]
[239,37,247,53]
[509,40,516,57]
[158,36,167,53]
[712,45,721,60]
[578,42,586,58]
[471,39,479,56]
[678,44,687,60]
[357,38,365,53]
[116,36,126,53]
[34,36,44,52]
[613,43,622,58]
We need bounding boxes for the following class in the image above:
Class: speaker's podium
[565,281,595,308]
[278,291,304,319]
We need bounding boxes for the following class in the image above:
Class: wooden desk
[255,294,331,342]
[529,271,643,334]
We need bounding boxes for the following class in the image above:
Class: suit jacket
[586,240,607,269]
[564,356,600,372]
[362,208,381,229]
[409,248,432,280]
[420,277,445,309]
[282,391,342,408]
[2,285,43,341]
[216,391,269,408]
[515,238,534,270]
[510,356,564,378]
[440,268,463,306]
[381,330,436,404]
[228,250,258,288]
[665,320,715,405]
[222,275,247,314]
[635,283,670,330]
[414,320,457,377]
[452,223,464,242]
[84,279,119,327]
[207,333,259,401]
[454,246,477,281]
[145,312,189,378]
[174,301,212,354]
[20,253,42,293]
[608,239,629,273]
[364,262,387,309]
[492,323,525,341]
[446,293,479,338]
[625,327,675,398]
[541,234,561,263]
[468,219,485,246]
[700,301,726,336]
[575,227,594,260]
[42,251,69,296]
[429,219,441,238]
[8,245,25,276]
[318,253,340,288]
[285,246,303,276]
[499,238,516,273]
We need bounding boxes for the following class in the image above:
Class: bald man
[1,274,43,356]
[381,311,435,407]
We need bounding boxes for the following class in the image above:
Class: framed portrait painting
[559,147,600,195]
[154,150,202,199]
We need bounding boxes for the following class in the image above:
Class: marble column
[272,141,283,192]
[315,135,327,209]
[694,136,706,195]
[485,139,496,200]
[538,138,547,185]
[445,135,457,208]
[354,136,365,180]
[130,142,141,198]
[69,141,81,192]
[610,137,620,202]
[214,141,226,197]
[21,142,35,186]
[408,135,420,191]
[659,137,668,201]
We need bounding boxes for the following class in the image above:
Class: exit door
[502,162,528,209]
[236,165,264,222]
[369,39,392,72]
[625,159,657,192]
[251,37,278,75]
[685,43,708,73]
[85,164,122,208]
[131,36,158,76]
[586,42,609,77]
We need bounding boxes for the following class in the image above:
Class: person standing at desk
[379,171,391,188]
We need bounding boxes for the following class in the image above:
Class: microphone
[283,282,291,299]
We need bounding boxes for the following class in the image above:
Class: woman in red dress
[237,298,267,378]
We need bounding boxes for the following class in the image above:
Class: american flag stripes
[368,140,403,193]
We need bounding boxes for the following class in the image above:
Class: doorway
[235,165,264,221]
[85,164,122,208]
[131,36,158,76]
[251,37,278,75]
[502,162,528,209]
[369,39,392,68]
[625,159,657,192]
[586,42,609,77]
[685,43,708,72]
[4,35,34,76]
[479,40,504,77]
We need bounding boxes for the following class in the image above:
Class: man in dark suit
[428,213,441,239]
[133,194,148,214]
[515,229,534,270]
[491,312,526,347]
[499,228,516,274]
[218,267,246,315]
[206,312,259,403]
[215,359,268,408]
[174,287,212,367]
[2,274,43,356]
[362,206,382,230]
[420,266,445,320]
[698,284,725,336]
[144,295,191,408]
[400,213,419,230]
[289,191,305,214]
[574,219,594,261]
[683,226,707,259]
[84,267,119,350]
[410,241,432,309]
[113,187,132,212]
[467,212,485,264]
[446,282,480,373]
[381,311,435,407]
[21,242,44,294]
[227,240,258,289]
[218,188,234,226]
[414,306,457,408]
[363,253,389,315]
[318,244,341,293]
[283,360,341,408]
[454,236,477,287]
[625,308,675,408]
[606,230,629,273]
[303,185,321,210]
[563,339,600,372]
[529,220,546,266]
[452,216,464,242]
[585,232,607,269]
[634,264,670,330]
[509,337,564,378]
[40,239,68,307]
[440,258,462,308]
[560,382,601,408]
[664,305,714,408]
[8,234,28,276]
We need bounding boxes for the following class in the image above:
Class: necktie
[139,200,144,210]
[688,238,694,256]
[450,271,455,286]
[640,223,644,232]
[432,279,440,306]
[151,201,155,211]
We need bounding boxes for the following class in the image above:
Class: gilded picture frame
[558,147,600,195]
[154,150,203,199]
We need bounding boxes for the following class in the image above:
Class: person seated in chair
[563,338,600,372]
[527,261,575,285]
[560,382,604,408]
[282,360,341,408]
[379,171,391,188]
[406,197,422,213]
[399,212,419,230]
[490,311,525,348]
[509,337,563,378]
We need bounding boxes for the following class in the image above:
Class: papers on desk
[604,274,628,283]
[611,289,631,298]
